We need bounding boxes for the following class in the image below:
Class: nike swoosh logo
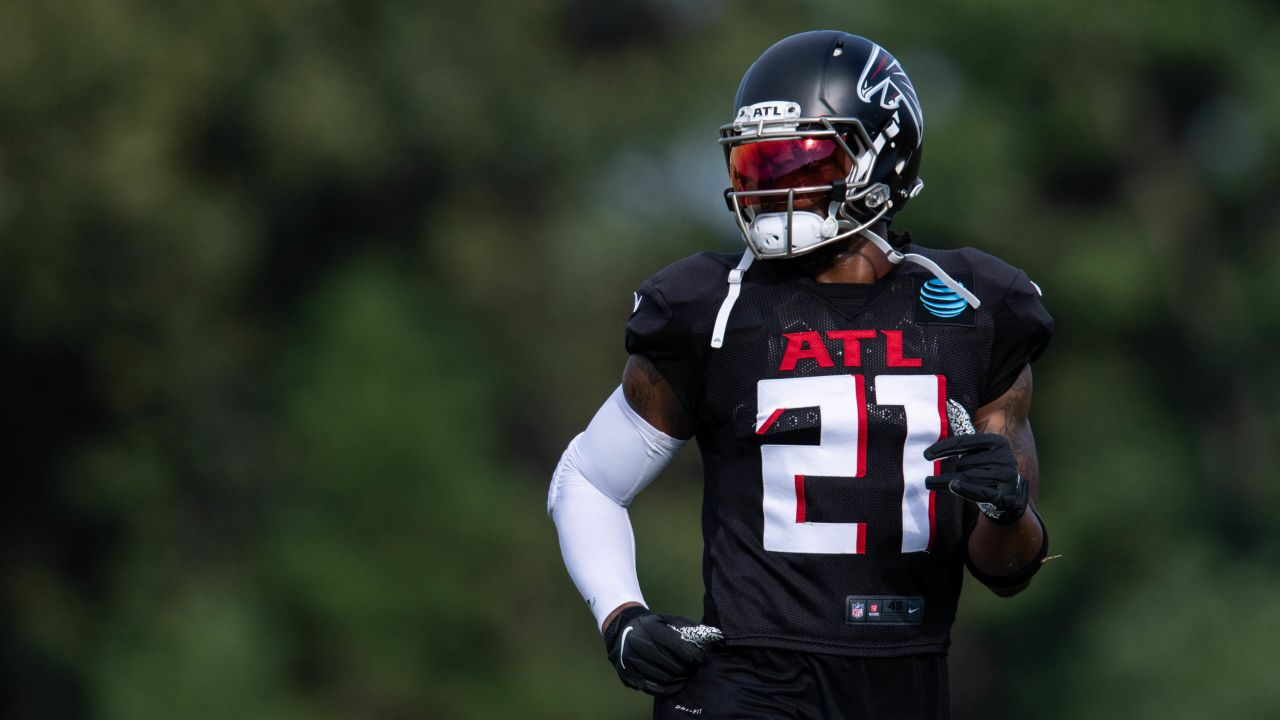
[633,292,642,313]
[619,626,634,669]
[909,607,920,614]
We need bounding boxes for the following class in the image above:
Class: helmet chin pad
[747,210,840,257]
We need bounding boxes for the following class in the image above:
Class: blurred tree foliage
[2,0,1279,718]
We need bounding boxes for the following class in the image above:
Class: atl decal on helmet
[919,279,969,318]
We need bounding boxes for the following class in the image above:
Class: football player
[548,30,1052,719]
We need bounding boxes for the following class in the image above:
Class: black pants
[653,645,950,720]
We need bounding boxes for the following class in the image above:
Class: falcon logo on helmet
[857,45,923,143]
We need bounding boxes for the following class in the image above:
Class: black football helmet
[721,31,925,258]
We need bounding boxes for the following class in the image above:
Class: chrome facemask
[720,103,893,259]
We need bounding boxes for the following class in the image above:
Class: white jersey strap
[710,250,755,348]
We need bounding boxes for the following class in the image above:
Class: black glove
[924,433,1027,524]
[602,606,707,695]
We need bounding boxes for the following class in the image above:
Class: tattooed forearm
[622,355,696,439]
[966,364,1045,591]
[974,366,1039,501]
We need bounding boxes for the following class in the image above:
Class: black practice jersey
[625,243,1053,657]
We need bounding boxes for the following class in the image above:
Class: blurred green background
[3,0,1280,718]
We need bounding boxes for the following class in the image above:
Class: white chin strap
[858,228,981,309]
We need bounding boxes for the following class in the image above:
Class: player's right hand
[603,606,707,695]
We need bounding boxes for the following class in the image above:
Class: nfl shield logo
[851,603,865,619]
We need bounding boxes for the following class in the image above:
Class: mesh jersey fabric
[625,243,1053,657]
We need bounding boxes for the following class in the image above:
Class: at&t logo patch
[913,275,974,325]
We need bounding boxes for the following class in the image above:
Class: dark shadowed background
[3,1,1280,718]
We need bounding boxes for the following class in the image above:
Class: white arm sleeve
[547,385,687,630]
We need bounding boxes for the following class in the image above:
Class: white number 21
[756,374,946,555]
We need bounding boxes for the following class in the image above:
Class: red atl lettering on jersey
[778,330,924,371]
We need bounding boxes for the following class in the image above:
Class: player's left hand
[924,433,1027,524]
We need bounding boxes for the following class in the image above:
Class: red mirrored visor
[729,137,851,204]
